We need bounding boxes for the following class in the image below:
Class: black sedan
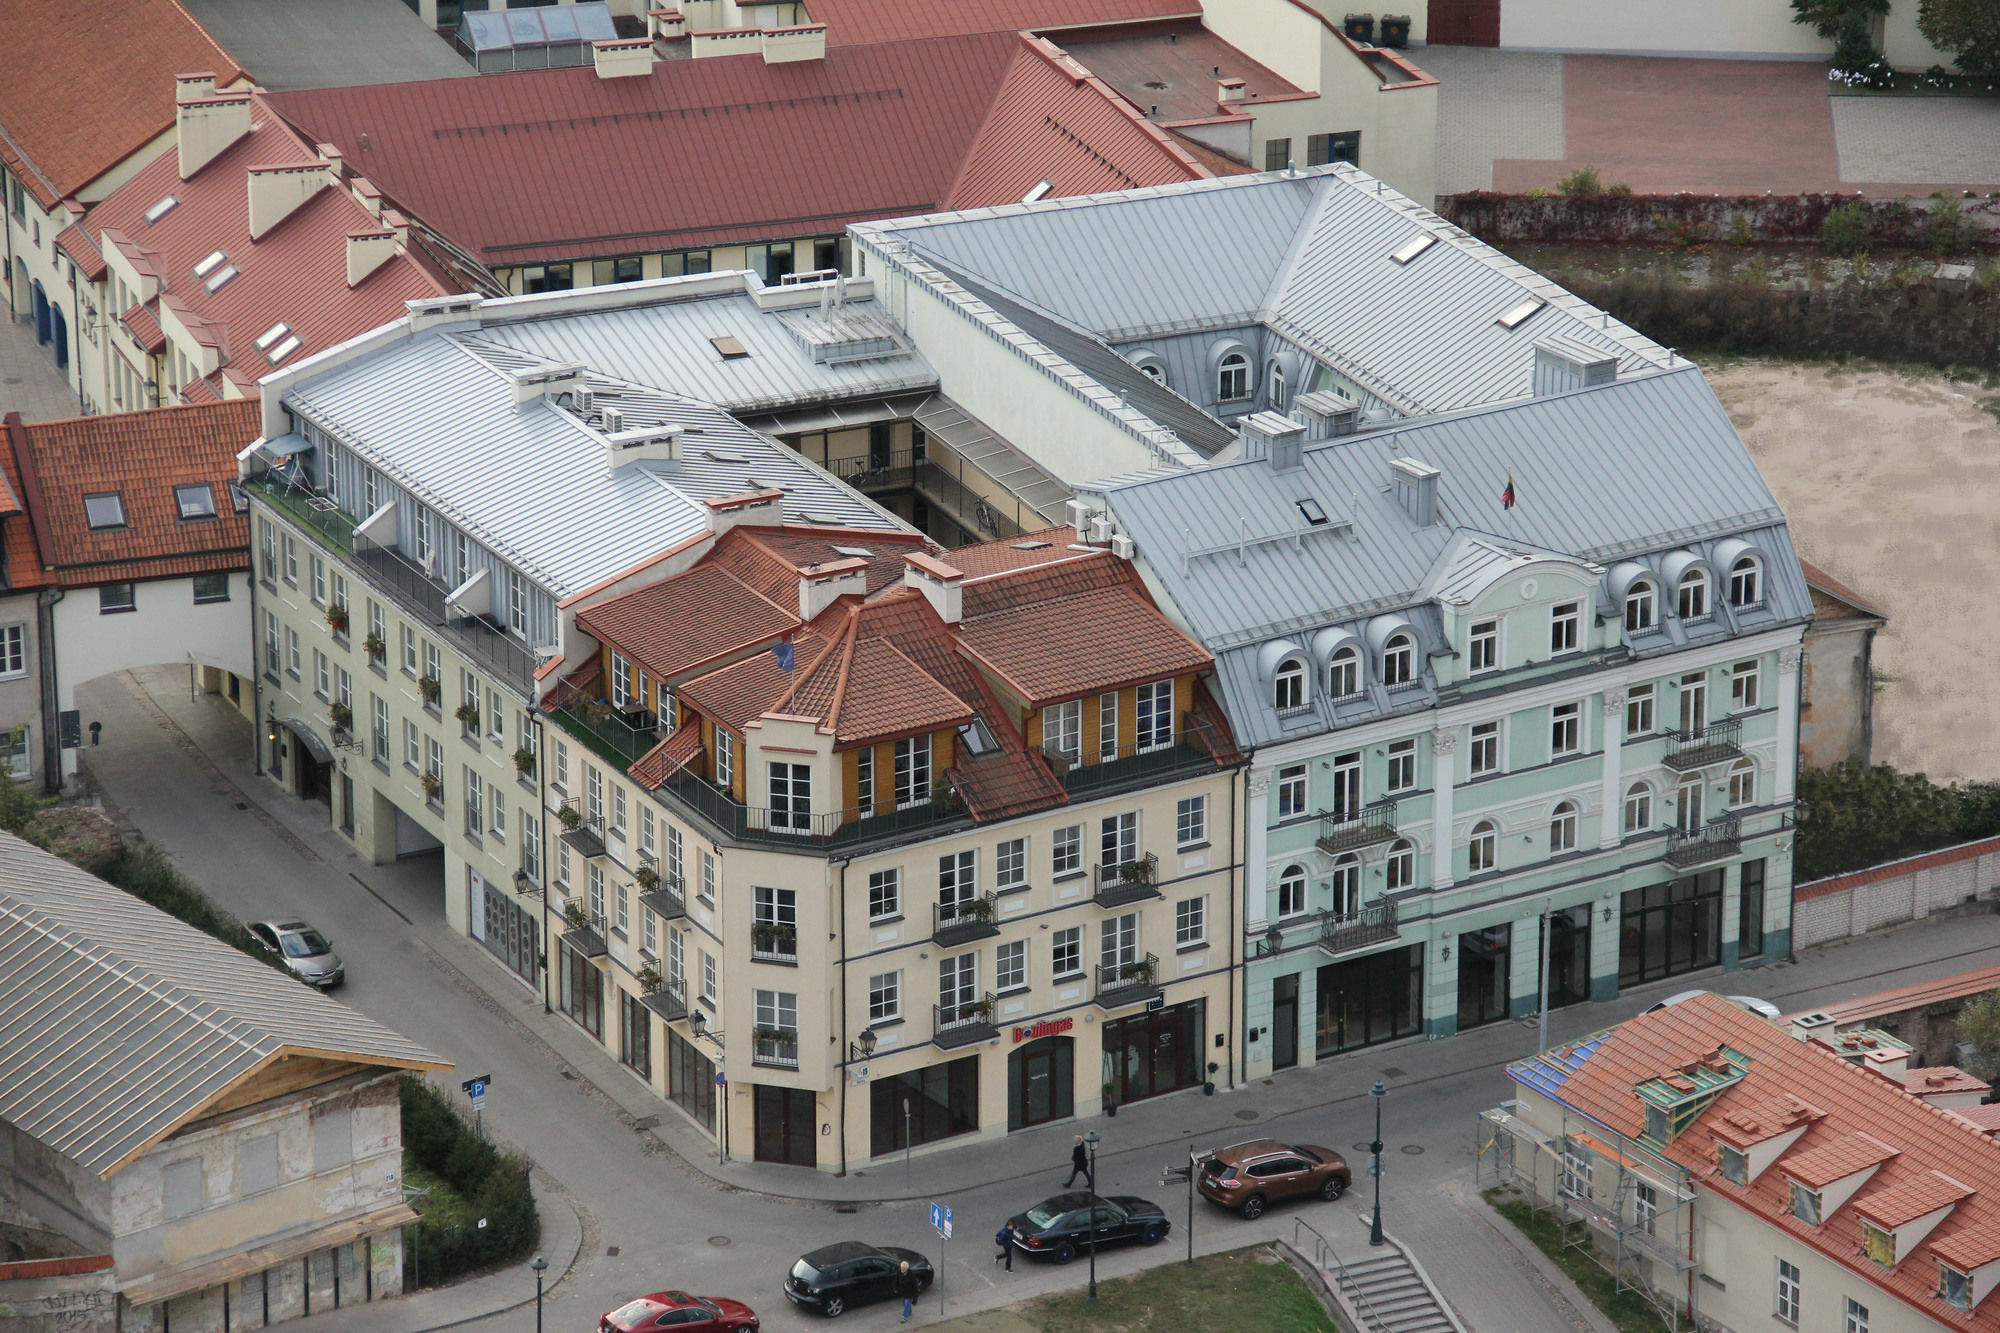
[1007,1192,1170,1264]
[783,1242,932,1318]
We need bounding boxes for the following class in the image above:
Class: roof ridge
[812,608,861,730]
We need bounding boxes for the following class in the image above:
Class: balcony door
[1679,675,1707,734]
[1330,753,1361,819]
[768,762,811,833]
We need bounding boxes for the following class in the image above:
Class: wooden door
[1428,0,1501,46]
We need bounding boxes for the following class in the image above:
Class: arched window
[1624,581,1656,634]
[1550,800,1578,854]
[1385,839,1415,892]
[1381,634,1415,687]
[1277,864,1307,918]
[1728,758,1756,808]
[1468,820,1497,874]
[1330,855,1360,919]
[1139,361,1166,384]
[1273,658,1306,712]
[1677,567,1710,621]
[1729,556,1762,608]
[1327,646,1360,698]
[1267,360,1288,411]
[1676,773,1704,833]
[1218,352,1250,401]
[1623,782,1652,834]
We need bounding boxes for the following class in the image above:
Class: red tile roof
[1055,21,1306,127]
[1532,993,2000,1327]
[82,91,447,386]
[947,526,1091,577]
[4,401,257,587]
[0,426,47,596]
[1854,1171,1976,1229]
[1908,1068,1993,1098]
[264,31,1207,268]
[959,586,1212,705]
[55,225,106,282]
[1953,1106,2000,1136]
[808,0,1196,47]
[120,303,168,355]
[1711,1093,1825,1149]
[0,1,248,208]
[577,561,798,681]
[1801,558,1887,621]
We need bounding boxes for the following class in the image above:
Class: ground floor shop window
[1316,945,1422,1055]
[620,991,651,1080]
[1007,1035,1074,1131]
[871,1054,978,1157]
[471,874,538,982]
[668,1030,715,1132]
[1102,999,1203,1106]
[1619,869,1723,987]
[1456,924,1511,1030]
[1738,858,1766,959]
[1544,904,1592,1009]
[755,1084,817,1165]
[561,941,603,1039]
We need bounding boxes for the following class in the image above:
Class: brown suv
[1197,1139,1351,1219]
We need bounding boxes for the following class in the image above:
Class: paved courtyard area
[0,314,83,424]
[1426,46,2000,196]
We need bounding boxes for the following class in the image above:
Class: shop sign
[1012,1016,1074,1043]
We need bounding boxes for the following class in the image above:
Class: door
[1271,974,1300,1070]
[768,762,810,833]
[1330,753,1361,818]
[1545,905,1591,1009]
[753,1084,816,1165]
[49,306,66,370]
[1428,0,1501,45]
[1009,1035,1074,1130]
[339,774,355,835]
[1679,675,1708,734]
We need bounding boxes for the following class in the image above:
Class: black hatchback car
[783,1242,932,1318]
[1007,1192,1170,1264]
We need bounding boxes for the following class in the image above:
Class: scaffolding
[1478,1098,1701,1332]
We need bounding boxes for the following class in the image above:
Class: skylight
[958,717,999,755]
[1297,498,1329,526]
[84,493,127,530]
[831,545,875,558]
[254,321,291,352]
[1496,298,1546,330]
[710,335,749,360]
[228,481,249,513]
[1389,234,1436,265]
[144,195,180,226]
[704,449,746,464]
[203,264,240,294]
[1021,180,1053,205]
[174,483,218,520]
[266,335,302,365]
[1011,540,1051,550]
[193,250,227,279]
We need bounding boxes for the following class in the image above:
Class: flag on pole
[1501,475,1516,510]
[771,641,795,672]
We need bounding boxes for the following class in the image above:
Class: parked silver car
[1646,989,1781,1021]
[247,919,345,988]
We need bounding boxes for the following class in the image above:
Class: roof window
[144,195,180,226]
[710,335,749,360]
[957,717,999,755]
[193,250,228,279]
[228,481,249,513]
[254,322,291,352]
[704,449,746,464]
[1389,234,1436,265]
[84,492,127,530]
[266,334,302,366]
[203,263,240,294]
[1010,540,1051,551]
[1297,498,1329,526]
[1021,179,1053,205]
[174,483,218,520]
[1497,298,1547,330]
[831,545,875,558]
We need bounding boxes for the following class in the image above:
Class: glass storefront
[871,1054,979,1158]
[1102,999,1204,1105]
[1456,924,1512,1030]
[667,1030,715,1132]
[1007,1036,1074,1131]
[1619,869,1724,987]
[559,941,602,1038]
[1544,905,1593,1009]
[1316,945,1423,1055]
[1739,858,1766,960]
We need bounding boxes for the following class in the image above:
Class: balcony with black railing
[1094,954,1162,1010]
[1315,800,1399,855]
[560,906,608,959]
[1663,718,1744,772]
[934,892,999,946]
[934,992,998,1049]
[657,772,974,852]
[555,803,606,859]
[1319,900,1398,956]
[1092,854,1161,909]
[638,873,687,922]
[752,1028,800,1069]
[1666,813,1742,868]
[1052,736,1221,801]
[549,698,665,770]
[750,923,798,964]
[640,977,689,1022]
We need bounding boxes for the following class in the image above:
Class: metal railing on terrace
[1092,853,1161,908]
[1666,813,1742,869]
[829,450,1042,540]
[934,892,999,946]
[638,874,687,922]
[551,699,666,769]
[255,478,359,554]
[1319,900,1398,956]
[934,992,999,1049]
[1315,800,1399,854]
[1094,954,1162,1009]
[640,977,688,1022]
[752,1032,800,1069]
[1663,717,1744,772]
[655,772,974,852]
[1047,736,1219,799]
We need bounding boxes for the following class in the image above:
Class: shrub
[1795,761,2000,881]
[1919,0,2000,83]
[398,1076,539,1285]
[1928,194,1971,254]
[1822,201,1872,255]
[1557,166,1602,196]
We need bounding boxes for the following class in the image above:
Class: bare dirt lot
[1707,360,2000,783]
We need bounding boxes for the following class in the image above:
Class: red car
[600,1291,759,1331]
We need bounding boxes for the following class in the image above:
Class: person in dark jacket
[1065,1134,1092,1188]
[896,1260,921,1322]
[995,1219,1018,1271]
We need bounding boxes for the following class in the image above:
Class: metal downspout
[36,587,60,794]
[836,857,850,1177]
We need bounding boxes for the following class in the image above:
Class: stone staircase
[1335,1246,1462,1332]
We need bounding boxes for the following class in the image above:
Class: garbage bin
[1343,12,1375,43]
[1378,14,1411,47]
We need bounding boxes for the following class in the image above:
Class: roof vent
[1790,1010,1837,1042]
[1237,410,1305,471]
[1389,457,1440,527]
[1534,336,1619,396]
[604,423,680,474]
[1293,389,1359,440]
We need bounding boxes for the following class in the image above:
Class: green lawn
[1483,1188,1676,1333]
[938,1245,1343,1333]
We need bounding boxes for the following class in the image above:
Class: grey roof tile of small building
[0,832,444,1179]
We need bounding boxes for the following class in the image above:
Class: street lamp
[849,1027,878,1062]
[1368,1081,1387,1247]
[530,1254,549,1333]
[1084,1129,1103,1301]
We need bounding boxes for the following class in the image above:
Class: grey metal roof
[857,165,1673,420]
[284,313,906,597]
[0,833,445,1180]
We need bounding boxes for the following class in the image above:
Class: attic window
[1644,1105,1670,1143]
[1943,1263,1973,1310]
[1389,234,1436,265]
[957,717,998,756]
[203,263,240,294]
[710,336,750,360]
[1789,1181,1822,1226]
[266,334,302,366]
[704,449,746,464]
[174,483,218,520]
[1716,1144,1747,1186]
[227,481,249,513]
[1296,498,1329,526]
[831,545,874,558]
[193,250,228,279]
[254,322,291,352]
[84,492,127,530]
[144,195,180,226]
[1863,1222,1895,1268]
[1496,298,1546,330]
[1010,540,1051,551]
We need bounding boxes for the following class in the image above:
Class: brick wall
[1793,835,2000,949]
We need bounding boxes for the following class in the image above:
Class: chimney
[648,7,688,41]
[704,488,785,537]
[176,88,254,180]
[798,557,868,620]
[406,293,485,333]
[604,423,680,474]
[1217,76,1247,103]
[902,552,965,624]
[761,22,827,62]
[592,37,657,78]
[508,361,588,406]
[1533,336,1619,397]
[1237,410,1306,470]
[349,176,383,218]
[1294,389,1359,440]
[1789,1010,1837,1043]
[175,71,217,100]
[347,227,398,287]
[1390,457,1439,526]
[317,143,344,187]
[382,208,410,244]
[247,162,329,240]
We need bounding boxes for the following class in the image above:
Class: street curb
[1458,1184,1622,1333]
[395,1172,587,1333]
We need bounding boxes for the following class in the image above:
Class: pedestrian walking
[1064,1133,1091,1188]
[896,1260,921,1322]
[995,1219,1017,1271]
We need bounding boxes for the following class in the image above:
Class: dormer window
[1469,619,1498,674]
[1267,360,1287,411]
[1716,1143,1748,1185]
[1274,658,1307,713]
[1790,1180,1822,1226]
[1624,580,1657,634]
[1644,1105,1671,1143]
[1730,555,1762,608]
[1218,352,1250,402]
[1677,568,1710,621]
[1328,646,1360,698]
[1550,601,1580,655]
[1864,1221,1895,1268]
[1381,634,1415,687]
[1942,1263,1973,1310]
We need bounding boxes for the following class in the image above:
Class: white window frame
[1386,738,1417,793]
[1776,1258,1801,1323]
[893,734,931,807]
[1385,839,1415,892]
[1277,864,1307,918]
[1730,556,1762,608]
[1624,782,1653,834]
[996,939,1027,992]
[1053,825,1083,878]
[1327,646,1360,698]
[0,624,25,678]
[1044,699,1081,764]
[1732,659,1760,711]
[1549,801,1578,854]
[1274,658,1306,712]
[1626,684,1655,735]
[1550,701,1581,758]
[1678,567,1711,621]
[1052,925,1083,979]
[1550,600,1580,655]
[1624,580,1656,634]
[1176,795,1207,847]
[868,868,900,920]
[1217,351,1250,401]
[1381,634,1415,687]
[1176,895,1206,947]
[1728,759,1756,808]
[1468,821,1497,874]
[1468,619,1498,674]
[1842,1296,1868,1333]
[1135,678,1174,750]
[1277,763,1308,819]
[1469,721,1500,777]
[868,970,900,1023]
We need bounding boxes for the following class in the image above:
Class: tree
[1793,0,1891,66]
[1959,989,2000,1081]
[1919,0,2000,81]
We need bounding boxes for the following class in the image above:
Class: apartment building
[1489,993,2000,1333]
[853,167,1808,1070]
[541,517,1240,1168]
